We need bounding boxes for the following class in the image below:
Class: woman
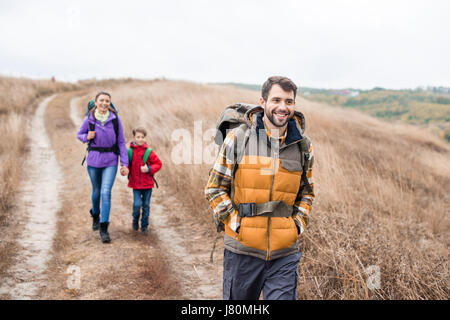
[77,91,129,243]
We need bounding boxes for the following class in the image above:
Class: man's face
[260,84,295,128]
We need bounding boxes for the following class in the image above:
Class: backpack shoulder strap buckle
[237,201,293,218]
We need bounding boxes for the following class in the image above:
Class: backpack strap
[229,123,251,210]
[127,148,133,165]
[297,138,313,195]
[237,200,293,218]
[128,147,153,166]
[81,111,96,166]
[143,148,152,164]
[85,111,120,155]
[142,148,159,188]
[111,115,119,155]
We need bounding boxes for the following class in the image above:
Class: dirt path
[0,95,62,299]
[1,92,223,300]
[36,92,176,299]
[69,95,223,299]
[150,190,223,299]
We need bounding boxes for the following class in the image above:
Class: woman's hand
[87,131,96,140]
[120,166,129,176]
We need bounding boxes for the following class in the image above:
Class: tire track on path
[0,95,62,299]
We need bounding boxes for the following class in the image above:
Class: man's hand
[140,165,149,173]
[87,131,96,140]
[120,166,129,176]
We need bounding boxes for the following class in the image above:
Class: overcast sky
[1,0,449,89]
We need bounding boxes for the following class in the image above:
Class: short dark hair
[95,91,111,101]
[132,127,147,137]
[261,76,297,101]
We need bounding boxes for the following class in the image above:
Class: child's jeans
[132,189,153,229]
[87,165,117,223]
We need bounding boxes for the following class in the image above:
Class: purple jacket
[77,112,128,168]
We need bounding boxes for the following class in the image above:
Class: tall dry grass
[0,76,132,214]
[0,76,84,278]
[0,76,81,214]
[86,80,449,299]
[297,99,449,299]
[0,113,28,212]
[0,76,79,114]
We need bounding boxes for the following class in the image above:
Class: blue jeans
[223,249,302,300]
[132,189,152,229]
[87,166,117,223]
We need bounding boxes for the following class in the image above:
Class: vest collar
[256,113,303,145]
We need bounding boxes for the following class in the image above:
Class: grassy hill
[302,87,450,142]
[111,80,449,299]
[1,77,449,299]
[224,82,450,142]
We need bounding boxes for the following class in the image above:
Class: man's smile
[273,109,289,121]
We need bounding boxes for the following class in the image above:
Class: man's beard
[266,108,294,127]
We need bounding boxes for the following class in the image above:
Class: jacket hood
[130,141,149,149]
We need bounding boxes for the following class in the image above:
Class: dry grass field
[0,76,79,212]
[0,76,448,299]
[99,80,449,299]
[0,76,81,279]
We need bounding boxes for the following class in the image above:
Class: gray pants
[223,249,302,300]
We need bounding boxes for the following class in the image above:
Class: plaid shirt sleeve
[204,130,237,228]
[292,142,315,235]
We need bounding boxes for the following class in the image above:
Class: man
[205,76,315,300]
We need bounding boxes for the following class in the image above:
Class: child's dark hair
[132,127,147,137]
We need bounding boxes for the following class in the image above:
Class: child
[127,127,162,234]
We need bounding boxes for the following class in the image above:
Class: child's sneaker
[132,219,139,231]
[141,227,148,235]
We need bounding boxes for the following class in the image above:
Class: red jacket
[127,142,162,189]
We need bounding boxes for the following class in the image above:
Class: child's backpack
[127,147,159,188]
[85,100,118,116]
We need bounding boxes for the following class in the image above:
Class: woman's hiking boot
[90,209,100,231]
[141,227,148,235]
[99,222,111,243]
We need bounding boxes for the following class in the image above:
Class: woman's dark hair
[95,91,111,101]
[261,76,297,101]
